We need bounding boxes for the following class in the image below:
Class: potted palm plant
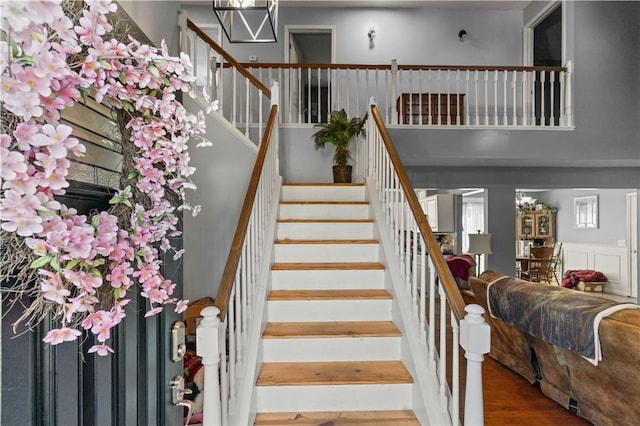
[311,109,365,183]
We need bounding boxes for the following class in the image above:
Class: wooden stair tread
[263,321,401,339]
[283,183,364,187]
[254,410,420,425]
[268,289,391,301]
[257,361,413,386]
[278,218,374,223]
[275,239,378,244]
[272,262,384,271]
[280,201,369,205]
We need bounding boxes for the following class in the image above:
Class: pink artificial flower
[65,293,99,323]
[4,90,43,120]
[30,123,73,147]
[0,148,28,180]
[43,327,81,345]
[0,134,11,149]
[144,306,163,318]
[81,311,106,330]
[172,249,185,260]
[88,343,114,356]
[16,66,52,97]
[175,299,189,314]
[39,268,69,303]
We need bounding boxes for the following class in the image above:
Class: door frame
[283,25,336,64]
[627,192,638,298]
[523,0,564,67]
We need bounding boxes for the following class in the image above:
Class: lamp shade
[468,233,492,255]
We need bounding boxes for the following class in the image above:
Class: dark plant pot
[333,165,352,183]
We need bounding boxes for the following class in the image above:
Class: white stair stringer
[366,180,453,426]
[252,184,430,422]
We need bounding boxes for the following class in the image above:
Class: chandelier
[213,0,278,43]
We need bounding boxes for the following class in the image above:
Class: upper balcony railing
[182,18,572,135]
[243,62,572,128]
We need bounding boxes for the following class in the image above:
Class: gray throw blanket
[487,276,639,365]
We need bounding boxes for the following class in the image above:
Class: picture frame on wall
[574,195,598,229]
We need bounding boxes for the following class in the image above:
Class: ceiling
[183,1,532,10]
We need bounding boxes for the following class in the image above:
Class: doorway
[284,26,335,123]
[524,2,563,126]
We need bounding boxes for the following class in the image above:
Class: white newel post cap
[460,304,491,357]
[197,306,221,363]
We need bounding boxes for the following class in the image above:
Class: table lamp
[468,230,492,276]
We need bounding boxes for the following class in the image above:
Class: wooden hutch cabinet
[517,212,555,244]
[397,93,465,125]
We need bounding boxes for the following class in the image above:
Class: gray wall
[118,1,181,53]
[184,5,524,66]
[540,188,634,245]
[182,97,257,301]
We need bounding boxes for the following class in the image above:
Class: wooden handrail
[186,18,271,98]
[369,105,466,322]
[236,62,567,73]
[214,104,278,320]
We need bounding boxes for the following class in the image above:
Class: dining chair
[520,246,555,283]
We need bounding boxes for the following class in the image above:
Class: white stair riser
[267,300,392,322]
[274,244,379,262]
[262,337,401,362]
[279,203,371,220]
[271,269,385,290]
[255,384,412,412]
[276,222,374,239]
[282,186,367,202]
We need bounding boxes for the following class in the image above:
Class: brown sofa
[469,270,640,426]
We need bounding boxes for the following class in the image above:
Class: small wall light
[368,28,376,40]
[368,27,376,48]
[458,29,467,42]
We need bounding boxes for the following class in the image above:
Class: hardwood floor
[483,356,591,425]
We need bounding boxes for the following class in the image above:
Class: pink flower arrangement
[0,0,206,355]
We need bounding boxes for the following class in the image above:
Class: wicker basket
[575,281,606,292]
[333,165,352,183]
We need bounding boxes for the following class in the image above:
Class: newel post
[564,60,573,127]
[390,59,398,124]
[271,81,280,107]
[460,304,490,426]
[197,306,222,426]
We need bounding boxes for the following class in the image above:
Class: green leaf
[99,60,112,70]
[65,259,81,271]
[118,74,127,85]
[122,185,131,196]
[122,102,134,112]
[123,200,133,208]
[89,268,102,279]
[89,258,106,267]
[30,255,53,269]
[114,288,126,299]
[91,214,100,229]
[109,196,121,205]
[148,64,160,78]
[127,172,139,180]
[50,258,60,272]
[136,255,143,269]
